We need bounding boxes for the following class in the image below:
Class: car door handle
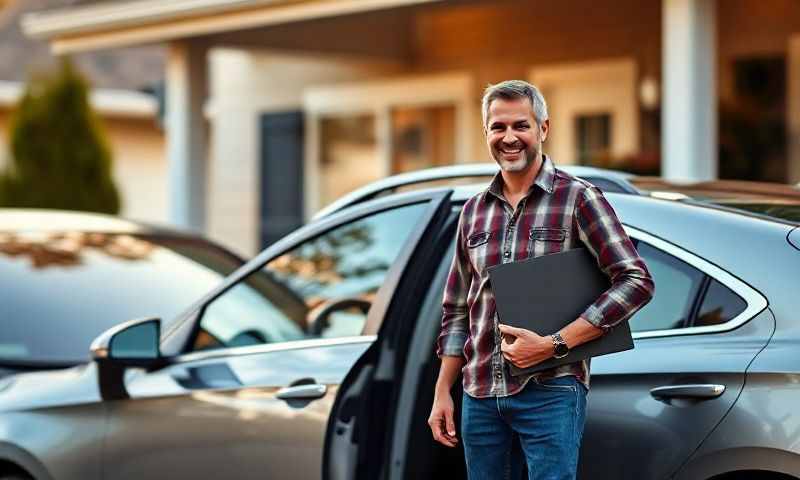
[276,384,328,400]
[650,384,726,400]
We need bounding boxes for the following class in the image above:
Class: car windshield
[0,232,244,365]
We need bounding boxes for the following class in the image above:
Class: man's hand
[428,391,458,447]
[498,324,553,369]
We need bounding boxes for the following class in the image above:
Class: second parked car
[0,209,245,379]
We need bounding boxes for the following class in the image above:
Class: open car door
[323,191,459,480]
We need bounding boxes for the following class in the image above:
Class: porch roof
[22,0,441,54]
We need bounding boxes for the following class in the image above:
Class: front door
[261,111,304,248]
[102,196,445,480]
[104,340,371,480]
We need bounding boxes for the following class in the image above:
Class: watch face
[555,343,569,356]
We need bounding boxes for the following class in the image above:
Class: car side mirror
[90,317,163,400]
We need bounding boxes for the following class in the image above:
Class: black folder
[487,248,634,376]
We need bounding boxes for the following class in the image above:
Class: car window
[194,202,429,351]
[628,241,705,332]
[694,279,747,327]
[0,233,243,365]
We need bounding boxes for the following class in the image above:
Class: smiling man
[428,80,654,480]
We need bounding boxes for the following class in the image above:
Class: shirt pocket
[528,227,569,256]
[465,230,493,271]
[467,231,491,248]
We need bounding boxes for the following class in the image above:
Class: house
[21,0,800,256]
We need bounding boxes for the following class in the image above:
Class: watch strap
[551,333,569,358]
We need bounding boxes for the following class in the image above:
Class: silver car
[0,171,799,480]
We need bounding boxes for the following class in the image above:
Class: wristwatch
[551,333,570,359]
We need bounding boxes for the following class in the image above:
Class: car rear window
[693,279,747,328]
[0,232,243,365]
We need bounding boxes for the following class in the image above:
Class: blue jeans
[461,375,588,480]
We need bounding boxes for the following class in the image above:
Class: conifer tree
[0,58,120,213]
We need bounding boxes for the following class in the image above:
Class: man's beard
[492,142,541,173]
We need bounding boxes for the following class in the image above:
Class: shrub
[0,58,120,213]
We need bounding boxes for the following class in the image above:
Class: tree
[0,58,120,213]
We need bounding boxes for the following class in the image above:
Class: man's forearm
[435,356,465,397]
[575,186,654,332]
[559,317,604,350]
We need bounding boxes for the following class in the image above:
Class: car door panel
[102,193,451,480]
[323,199,456,480]
[579,306,774,480]
[675,310,797,480]
[103,341,371,480]
[576,226,774,479]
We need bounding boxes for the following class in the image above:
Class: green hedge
[0,58,120,214]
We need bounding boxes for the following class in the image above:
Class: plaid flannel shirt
[436,156,654,398]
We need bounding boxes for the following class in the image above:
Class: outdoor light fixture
[639,75,660,110]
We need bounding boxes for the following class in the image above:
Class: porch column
[662,0,717,181]
[166,41,208,232]
[789,35,800,184]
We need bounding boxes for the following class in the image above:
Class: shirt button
[503,251,511,258]
[495,372,503,379]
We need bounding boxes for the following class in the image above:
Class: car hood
[0,363,100,412]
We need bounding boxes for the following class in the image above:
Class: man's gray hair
[481,80,548,129]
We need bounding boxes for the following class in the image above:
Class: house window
[719,56,787,182]
[307,73,472,213]
[391,105,456,173]
[575,113,612,166]
[319,114,379,208]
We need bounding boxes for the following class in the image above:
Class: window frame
[174,334,378,367]
[161,189,451,360]
[630,238,706,332]
[626,225,768,339]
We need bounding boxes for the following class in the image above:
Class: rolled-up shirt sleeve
[575,186,655,332]
[436,207,471,358]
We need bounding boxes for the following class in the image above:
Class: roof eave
[21,0,280,40]
[21,0,442,54]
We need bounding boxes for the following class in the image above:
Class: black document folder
[487,248,634,376]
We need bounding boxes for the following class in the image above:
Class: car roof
[314,161,800,226]
[449,182,797,226]
[313,163,640,220]
[447,177,800,227]
[0,208,183,235]
[631,177,800,202]
[629,178,800,226]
